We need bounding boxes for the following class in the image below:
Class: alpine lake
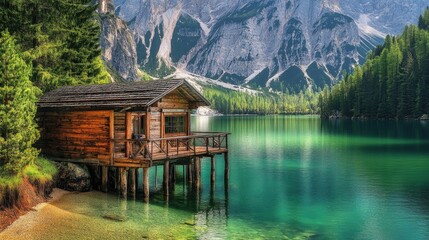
[6,116,429,239]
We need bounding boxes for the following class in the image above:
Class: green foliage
[204,86,320,114]
[321,8,429,119]
[0,31,41,175]
[418,7,429,31]
[0,0,110,92]
[0,173,22,190]
[24,157,57,184]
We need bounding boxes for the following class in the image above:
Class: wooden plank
[125,112,132,157]
[110,111,115,165]
[145,111,151,139]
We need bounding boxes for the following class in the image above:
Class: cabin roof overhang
[37,79,210,111]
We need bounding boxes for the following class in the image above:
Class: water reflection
[4,116,429,239]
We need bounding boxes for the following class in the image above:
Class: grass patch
[0,173,23,190]
[24,157,57,184]
[1,157,57,190]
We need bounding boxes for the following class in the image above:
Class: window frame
[164,113,187,135]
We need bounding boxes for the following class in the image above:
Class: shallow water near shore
[2,116,429,239]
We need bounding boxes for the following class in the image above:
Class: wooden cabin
[37,79,229,198]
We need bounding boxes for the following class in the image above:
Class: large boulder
[55,162,91,192]
[420,114,429,120]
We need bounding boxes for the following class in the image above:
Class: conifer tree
[0,32,41,175]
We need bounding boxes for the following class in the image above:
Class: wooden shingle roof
[37,79,210,110]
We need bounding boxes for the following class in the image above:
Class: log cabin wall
[114,112,126,158]
[149,107,161,140]
[38,110,112,164]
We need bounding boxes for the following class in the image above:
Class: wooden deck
[113,146,228,168]
[111,132,229,168]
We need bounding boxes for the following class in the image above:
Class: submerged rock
[183,220,196,226]
[54,162,91,192]
[102,214,128,222]
[420,114,429,120]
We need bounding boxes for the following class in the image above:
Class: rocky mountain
[107,0,428,91]
[97,0,140,82]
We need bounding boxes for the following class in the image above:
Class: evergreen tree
[418,7,429,31]
[0,0,109,92]
[0,32,41,175]
[321,8,429,119]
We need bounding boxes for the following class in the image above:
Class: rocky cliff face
[109,0,427,90]
[98,0,139,82]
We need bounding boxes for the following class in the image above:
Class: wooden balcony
[111,132,229,168]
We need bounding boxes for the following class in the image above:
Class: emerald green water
[9,116,429,239]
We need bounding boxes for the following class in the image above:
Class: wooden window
[165,116,185,134]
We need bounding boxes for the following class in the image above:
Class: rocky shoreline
[0,188,69,234]
[0,162,96,232]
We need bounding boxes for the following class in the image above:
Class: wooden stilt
[101,166,108,193]
[186,163,192,184]
[115,168,119,192]
[195,157,201,189]
[171,164,176,191]
[135,168,140,190]
[120,168,128,198]
[224,152,229,182]
[143,167,149,201]
[129,168,136,196]
[154,166,158,190]
[182,165,186,185]
[163,161,169,196]
[210,156,215,185]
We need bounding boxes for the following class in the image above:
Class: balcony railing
[111,132,229,166]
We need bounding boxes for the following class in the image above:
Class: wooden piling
[135,168,140,190]
[129,168,136,196]
[163,161,169,196]
[224,152,229,182]
[195,157,201,189]
[171,164,176,191]
[101,166,108,193]
[115,168,119,192]
[186,163,192,184]
[120,168,128,198]
[154,166,158,190]
[210,156,215,185]
[143,167,149,201]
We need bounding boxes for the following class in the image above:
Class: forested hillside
[320,8,429,119]
[204,87,320,114]
[0,0,106,207]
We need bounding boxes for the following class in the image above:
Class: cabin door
[132,113,146,139]
[131,113,147,157]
